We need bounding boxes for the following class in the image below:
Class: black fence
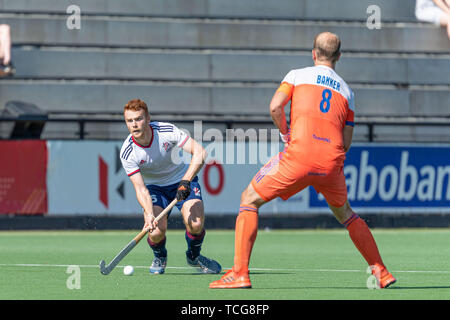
[1,111,450,142]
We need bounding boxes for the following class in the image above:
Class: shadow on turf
[252,285,450,290]
[388,286,450,290]
[251,286,369,290]
[249,271,296,275]
[164,271,296,276]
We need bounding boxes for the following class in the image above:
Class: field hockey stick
[99,198,178,275]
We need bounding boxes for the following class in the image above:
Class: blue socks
[148,229,205,260]
[185,229,205,260]
[147,236,167,258]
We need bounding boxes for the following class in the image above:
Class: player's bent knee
[182,199,205,233]
[240,189,249,204]
[186,220,203,235]
[149,234,165,244]
[148,227,166,243]
[329,201,354,224]
[240,185,265,209]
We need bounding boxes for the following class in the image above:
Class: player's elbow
[194,145,208,165]
[270,91,288,115]
[269,102,283,115]
[201,148,208,163]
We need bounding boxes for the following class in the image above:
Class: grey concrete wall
[0,82,448,117]
[13,48,450,85]
[0,0,417,21]
[1,0,447,143]
[12,49,210,80]
[373,125,450,142]
[4,17,450,52]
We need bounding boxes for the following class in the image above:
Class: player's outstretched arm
[180,138,208,182]
[129,172,156,229]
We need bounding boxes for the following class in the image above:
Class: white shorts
[416,5,445,25]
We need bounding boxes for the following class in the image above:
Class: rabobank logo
[309,145,450,208]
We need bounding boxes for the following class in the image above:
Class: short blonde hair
[313,32,341,63]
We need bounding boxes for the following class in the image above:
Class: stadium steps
[0,0,418,22]
[1,3,449,142]
[1,14,450,53]
[1,78,449,116]
[9,46,450,85]
[2,45,450,117]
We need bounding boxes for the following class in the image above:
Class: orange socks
[344,213,385,268]
[233,205,258,275]
[233,208,386,276]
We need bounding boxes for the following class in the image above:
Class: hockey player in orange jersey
[209,32,396,289]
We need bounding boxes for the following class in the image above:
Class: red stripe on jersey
[132,126,154,148]
[179,136,190,148]
[127,169,140,177]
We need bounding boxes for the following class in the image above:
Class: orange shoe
[209,269,252,289]
[372,264,396,288]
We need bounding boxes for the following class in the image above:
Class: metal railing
[1,111,450,142]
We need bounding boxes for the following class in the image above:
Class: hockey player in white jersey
[120,99,221,275]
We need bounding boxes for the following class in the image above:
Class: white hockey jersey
[120,121,190,186]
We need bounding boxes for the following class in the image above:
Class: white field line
[0,263,449,274]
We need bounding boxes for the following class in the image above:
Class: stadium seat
[0,0,448,141]
[4,16,450,52]
[0,0,417,22]
[11,48,450,86]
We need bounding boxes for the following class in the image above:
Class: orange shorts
[251,152,347,208]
